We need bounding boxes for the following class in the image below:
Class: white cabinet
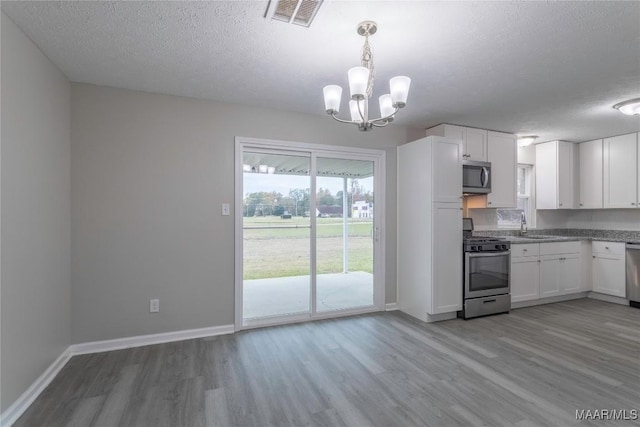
[511,242,582,304]
[535,141,578,209]
[432,203,463,313]
[578,139,603,209]
[487,131,517,208]
[592,241,626,297]
[539,254,581,297]
[426,124,488,161]
[511,243,540,303]
[397,136,463,321]
[432,135,464,203]
[603,133,638,208]
[539,256,562,297]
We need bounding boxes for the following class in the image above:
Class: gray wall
[71,83,422,343]
[1,12,71,411]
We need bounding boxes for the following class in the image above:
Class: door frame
[234,136,386,331]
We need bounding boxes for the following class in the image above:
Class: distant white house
[352,201,373,218]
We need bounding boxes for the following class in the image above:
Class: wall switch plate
[150,298,159,313]
[222,203,230,216]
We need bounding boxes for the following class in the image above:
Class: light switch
[222,203,230,216]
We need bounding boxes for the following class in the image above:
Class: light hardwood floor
[15,299,640,426]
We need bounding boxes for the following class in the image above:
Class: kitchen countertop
[474,228,640,245]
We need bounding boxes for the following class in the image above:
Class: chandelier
[322,21,411,131]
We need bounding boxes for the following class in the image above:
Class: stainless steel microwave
[463,160,491,194]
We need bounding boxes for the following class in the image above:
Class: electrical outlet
[150,299,159,313]
[222,203,230,216]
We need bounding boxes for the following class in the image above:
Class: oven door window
[468,254,509,293]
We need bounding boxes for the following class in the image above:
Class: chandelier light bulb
[379,94,395,120]
[323,85,342,113]
[348,66,370,100]
[258,164,268,173]
[349,99,368,122]
[390,76,411,108]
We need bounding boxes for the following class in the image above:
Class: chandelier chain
[361,33,375,99]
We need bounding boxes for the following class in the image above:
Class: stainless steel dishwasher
[627,243,640,308]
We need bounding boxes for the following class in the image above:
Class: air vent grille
[268,0,323,27]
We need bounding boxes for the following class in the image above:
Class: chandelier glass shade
[323,21,411,131]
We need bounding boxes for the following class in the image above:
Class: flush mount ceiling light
[322,21,411,132]
[613,98,640,116]
[517,135,538,147]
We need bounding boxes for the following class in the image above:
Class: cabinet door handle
[580,203,583,206]
[523,249,528,252]
[592,255,596,259]
[538,260,541,263]
[488,202,492,205]
[605,246,609,250]
[559,203,563,206]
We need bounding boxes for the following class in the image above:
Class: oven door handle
[467,251,510,258]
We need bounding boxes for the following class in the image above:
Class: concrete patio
[243,271,374,319]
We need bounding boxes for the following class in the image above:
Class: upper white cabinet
[603,133,638,208]
[432,136,464,203]
[578,139,603,209]
[535,141,578,209]
[426,124,488,161]
[487,131,517,208]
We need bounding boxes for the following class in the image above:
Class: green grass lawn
[243,216,373,279]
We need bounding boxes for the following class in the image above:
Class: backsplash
[475,228,640,242]
[469,208,640,231]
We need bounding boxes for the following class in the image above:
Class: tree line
[243,181,373,217]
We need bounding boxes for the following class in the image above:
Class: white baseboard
[68,324,235,355]
[1,324,234,427]
[511,292,589,310]
[587,292,629,306]
[1,348,72,427]
[385,302,399,311]
[425,311,458,322]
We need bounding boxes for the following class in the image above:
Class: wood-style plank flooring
[15,299,640,426]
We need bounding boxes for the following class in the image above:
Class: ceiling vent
[265,0,323,28]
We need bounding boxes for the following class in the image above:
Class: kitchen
[398,124,640,321]
[2,1,639,426]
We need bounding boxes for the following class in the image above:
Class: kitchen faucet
[520,212,528,235]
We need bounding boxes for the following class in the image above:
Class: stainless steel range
[460,218,511,319]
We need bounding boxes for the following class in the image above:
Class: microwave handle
[481,167,489,188]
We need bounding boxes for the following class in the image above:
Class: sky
[243,173,374,198]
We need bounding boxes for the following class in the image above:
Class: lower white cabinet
[540,255,580,297]
[592,241,626,297]
[511,257,540,302]
[511,242,582,304]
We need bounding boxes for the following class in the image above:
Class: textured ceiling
[2,1,640,142]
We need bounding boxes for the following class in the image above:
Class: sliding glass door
[241,151,311,320]
[236,138,384,329]
[316,157,375,313]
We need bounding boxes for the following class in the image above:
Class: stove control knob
[471,246,477,251]
[501,244,507,250]
[495,244,501,250]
